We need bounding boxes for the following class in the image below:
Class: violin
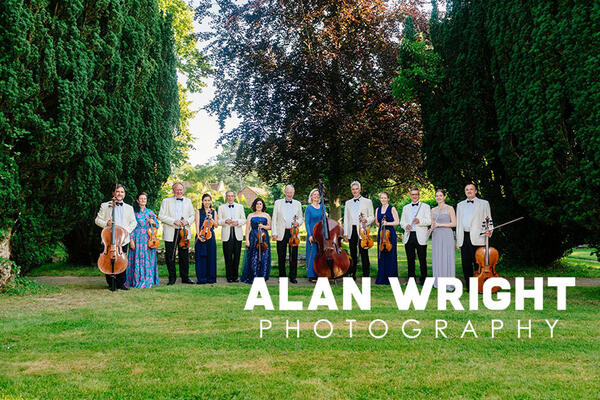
[474,216,499,293]
[378,216,392,253]
[313,179,351,279]
[147,216,160,249]
[288,215,300,247]
[256,225,268,262]
[359,212,374,249]
[198,208,214,241]
[178,217,190,249]
[97,197,129,278]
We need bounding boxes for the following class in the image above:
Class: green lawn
[1,283,598,399]
[28,241,600,278]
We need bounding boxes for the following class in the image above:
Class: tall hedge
[0,0,179,270]
[394,0,599,264]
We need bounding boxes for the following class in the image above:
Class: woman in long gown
[304,188,322,283]
[240,197,272,284]
[125,192,159,288]
[195,193,218,284]
[429,189,457,289]
[375,192,399,285]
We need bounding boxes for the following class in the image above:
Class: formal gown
[304,204,321,278]
[375,206,398,285]
[195,209,217,284]
[125,208,159,288]
[241,217,271,284]
[432,207,455,288]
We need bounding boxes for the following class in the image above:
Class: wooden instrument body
[359,213,374,249]
[147,218,160,249]
[288,215,300,247]
[179,225,190,249]
[313,218,351,278]
[474,217,499,293]
[97,201,129,275]
[378,217,392,253]
[199,210,214,241]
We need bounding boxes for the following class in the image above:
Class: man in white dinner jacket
[158,182,195,285]
[456,183,493,281]
[95,184,137,291]
[400,187,431,285]
[218,190,246,282]
[343,181,375,279]
[272,185,303,283]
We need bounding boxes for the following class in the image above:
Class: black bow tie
[176,198,183,201]
[412,203,419,207]
[353,198,360,202]
[285,200,292,204]
[228,204,234,208]
[467,200,474,203]
[115,202,123,206]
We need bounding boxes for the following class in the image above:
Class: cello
[312,179,351,280]
[97,197,129,289]
[474,216,524,293]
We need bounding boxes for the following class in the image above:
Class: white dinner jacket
[271,198,303,241]
[218,202,246,241]
[456,197,493,247]
[94,201,137,243]
[400,202,432,245]
[158,196,195,241]
[343,197,375,237]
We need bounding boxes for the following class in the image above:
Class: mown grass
[28,242,600,278]
[0,282,598,399]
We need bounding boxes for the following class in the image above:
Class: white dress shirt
[113,204,123,226]
[462,200,475,232]
[351,197,361,226]
[410,202,420,224]
[283,200,295,228]
[173,198,183,220]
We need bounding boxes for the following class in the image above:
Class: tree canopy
[0,0,180,269]
[197,0,428,217]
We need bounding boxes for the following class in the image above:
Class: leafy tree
[197,0,427,219]
[0,0,180,270]
[393,0,600,264]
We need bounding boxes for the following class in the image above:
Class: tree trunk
[0,228,16,291]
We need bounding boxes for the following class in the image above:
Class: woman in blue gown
[375,192,399,285]
[195,193,218,284]
[240,197,272,284]
[304,188,322,283]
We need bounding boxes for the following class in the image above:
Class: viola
[313,179,351,279]
[378,216,392,253]
[474,216,499,293]
[178,218,190,249]
[97,197,129,279]
[359,212,374,249]
[147,216,160,249]
[198,208,214,241]
[288,215,300,247]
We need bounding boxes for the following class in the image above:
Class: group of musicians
[95,181,492,291]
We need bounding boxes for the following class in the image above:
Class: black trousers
[165,239,190,281]
[277,229,298,280]
[223,227,242,280]
[348,226,370,278]
[460,232,478,281]
[104,245,128,289]
[405,231,427,282]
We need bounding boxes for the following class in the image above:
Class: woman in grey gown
[429,189,457,289]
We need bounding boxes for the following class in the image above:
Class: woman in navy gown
[240,197,272,284]
[304,188,322,283]
[195,193,218,284]
[375,192,399,285]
